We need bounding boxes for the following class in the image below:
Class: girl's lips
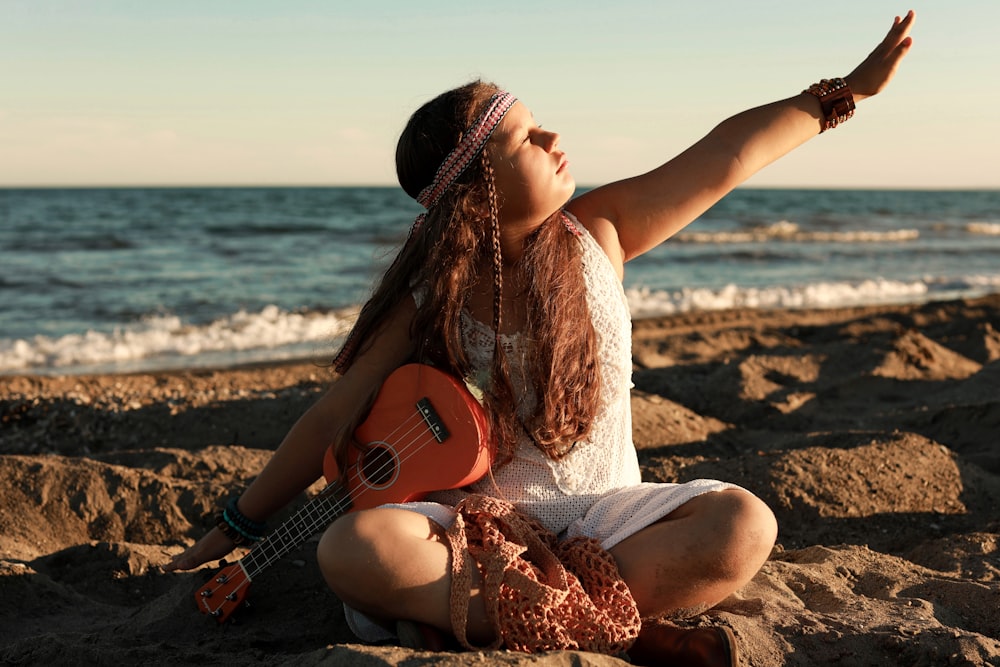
[557,158,569,173]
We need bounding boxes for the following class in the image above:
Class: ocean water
[1,187,998,375]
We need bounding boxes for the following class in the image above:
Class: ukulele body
[322,363,492,508]
[195,363,491,623]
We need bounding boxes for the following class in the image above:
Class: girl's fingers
[847,11,915,98]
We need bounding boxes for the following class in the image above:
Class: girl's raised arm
[569,10,915,267]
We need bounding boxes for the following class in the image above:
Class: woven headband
[415,91,518,211]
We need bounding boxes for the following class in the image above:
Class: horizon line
[3,183,999,192]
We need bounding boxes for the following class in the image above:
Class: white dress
[345,214,738,640]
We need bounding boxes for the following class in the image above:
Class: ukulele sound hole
[358,443,398,489]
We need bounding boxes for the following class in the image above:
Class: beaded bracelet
[804,77,856,133]
[215,497,267,544]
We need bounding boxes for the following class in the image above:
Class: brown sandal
[395,620,454,652]
[626,623,739,667]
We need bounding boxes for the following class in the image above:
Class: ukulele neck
[239,481,352,580]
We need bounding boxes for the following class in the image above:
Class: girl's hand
[162,526,237,572]
[845,10,915,101]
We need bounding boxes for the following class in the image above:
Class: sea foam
[674,221,920,244]
[0,305,358,375]
[4,276,1000,375]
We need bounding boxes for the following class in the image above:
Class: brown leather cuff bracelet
[804,77,856,133]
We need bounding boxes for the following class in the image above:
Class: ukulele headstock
[195,561,251,623]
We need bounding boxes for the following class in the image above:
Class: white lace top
[424,216,641,534]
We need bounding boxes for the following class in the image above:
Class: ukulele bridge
[417,398,449,443]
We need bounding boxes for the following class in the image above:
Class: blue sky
[1,1,996,188]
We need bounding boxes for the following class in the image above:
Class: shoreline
[7,291,1000,381]
[2,295,999,665]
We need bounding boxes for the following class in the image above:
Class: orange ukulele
[194,363,492,623]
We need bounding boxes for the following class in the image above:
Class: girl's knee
[316,508,448,607]
[321,507,390,552]
[708,489,777,577]
[723,489,777,533]
[316,509,399,598]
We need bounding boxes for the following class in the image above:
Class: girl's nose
[542,130,560,151]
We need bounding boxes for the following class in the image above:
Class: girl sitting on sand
[166,11,914,666]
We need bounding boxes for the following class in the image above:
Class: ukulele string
[248,399,427,555]
[339,377,485,515]
[207,409,442,615]
[214,380,477,612]
[240,405,435,577]
[334,407,440,509]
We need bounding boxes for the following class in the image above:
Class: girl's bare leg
[610,488,778,618]
[316,507,495,644]
[319,489,774,654]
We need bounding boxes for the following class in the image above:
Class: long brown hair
[333,80,600,465]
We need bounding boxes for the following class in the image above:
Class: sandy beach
[2,295,999,666]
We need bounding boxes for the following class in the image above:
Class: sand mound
[2,296,999,665]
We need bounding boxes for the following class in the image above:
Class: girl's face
[488,101,575,247]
